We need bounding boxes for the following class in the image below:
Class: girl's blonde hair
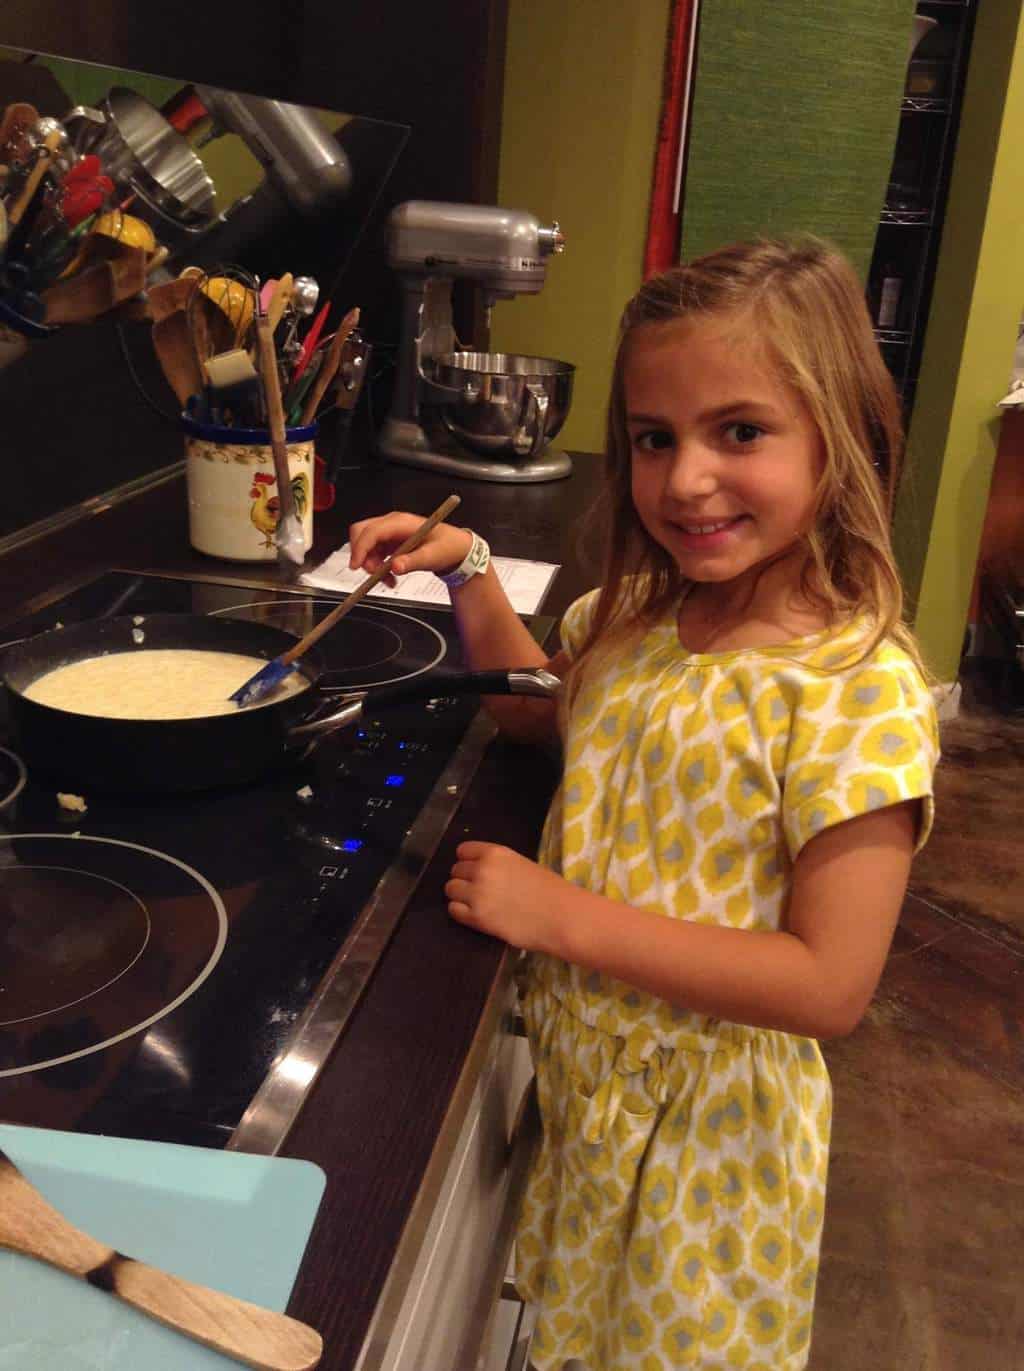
[566,235,925,703]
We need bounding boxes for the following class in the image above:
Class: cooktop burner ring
[208,599,446,690]
[0,746,27,816]
[0,835,228,1079]
[0,865,151,1025]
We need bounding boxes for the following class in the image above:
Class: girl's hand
[348,511,473,588]
[446,841,567,952]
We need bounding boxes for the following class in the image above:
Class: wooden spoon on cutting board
[0,1147,323,1370]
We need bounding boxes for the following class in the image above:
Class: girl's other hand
[446,841,567,953]
[348,511,473,587]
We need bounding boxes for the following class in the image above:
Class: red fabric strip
[643,0,696,279]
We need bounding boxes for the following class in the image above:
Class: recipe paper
[301,544,560,615]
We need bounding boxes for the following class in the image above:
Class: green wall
[681,0,913,277]
[895,0,1024,680]
[494,1,915,456]
[493,0,671,456]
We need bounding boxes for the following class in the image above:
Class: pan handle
[287,667,561,741]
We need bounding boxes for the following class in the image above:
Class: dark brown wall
[0,0,509,536]
[972,410,1024,619]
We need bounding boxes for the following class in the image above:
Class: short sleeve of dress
[781,647,939,862]
[559,588,602,660]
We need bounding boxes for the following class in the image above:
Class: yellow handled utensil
[231,493,461,707]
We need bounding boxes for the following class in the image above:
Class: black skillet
[0,614,559,794]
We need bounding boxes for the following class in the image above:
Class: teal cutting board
[0,1124,326,1370]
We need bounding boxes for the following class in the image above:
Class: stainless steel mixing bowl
[432,352,575,459]
[64,89,217,230]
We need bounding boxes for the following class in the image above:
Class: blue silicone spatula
[230,493,461,708]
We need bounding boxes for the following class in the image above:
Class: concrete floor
[810,671,1024,1369]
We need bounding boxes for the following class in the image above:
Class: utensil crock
[182,416,316,562]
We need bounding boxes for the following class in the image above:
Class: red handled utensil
[312,455,336,511]
[299,306,360,426]
[288,300,330,388]
[230,493,461,707]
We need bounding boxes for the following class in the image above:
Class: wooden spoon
[0,1147,322,1370]
[299,306,360,427]
[146,275,201,323]
[188,290,236,367]
[231,493,460,706]
[0,102,39,161]
[6,127,63,228]
[42,250,147,325]
[255,313,305,567]
[152,309,205,406]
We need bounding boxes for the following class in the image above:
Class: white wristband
[437,531,491,589]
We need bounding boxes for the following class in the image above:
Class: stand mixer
[378,200,574,482]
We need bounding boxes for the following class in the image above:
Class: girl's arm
[446,800,920,1039]
[347,512,565,743]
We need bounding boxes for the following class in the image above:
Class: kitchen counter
[0,449,600,1370]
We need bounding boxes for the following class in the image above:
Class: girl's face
[624,316,825,596]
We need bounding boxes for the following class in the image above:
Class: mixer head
[379,200,572,484]
[387,200,564,300]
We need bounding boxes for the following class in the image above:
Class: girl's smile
[667,513,750,549]
[625,316,825,604]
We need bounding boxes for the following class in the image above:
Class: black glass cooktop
[0,572,549,1151]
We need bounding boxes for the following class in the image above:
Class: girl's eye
[724,422,763,446]
[632,429,674,453]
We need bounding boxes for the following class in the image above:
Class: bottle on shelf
[876,262,904,330]
[868,1,973,421]
[869,252,908,334]
[906,12,953,98]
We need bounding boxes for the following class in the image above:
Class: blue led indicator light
[341,838,364,852]
[385,774,406,787]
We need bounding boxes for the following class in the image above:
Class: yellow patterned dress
[514,592,938,1371]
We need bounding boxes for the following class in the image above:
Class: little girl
[349,237,938,1371]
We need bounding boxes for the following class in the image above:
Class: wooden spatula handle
[6,128,62,226]
[0,1149,322,1371]
[92,1255,322,1370]
[280,493,461,664]
[255,314,298,527]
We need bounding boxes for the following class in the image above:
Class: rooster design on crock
[250,471,310,548]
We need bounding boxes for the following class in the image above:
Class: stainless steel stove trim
[0,464,184,559]
[123,564,325,597]
[225,705,501,1157]
[0,563,351,638]
[117,565,464,615]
